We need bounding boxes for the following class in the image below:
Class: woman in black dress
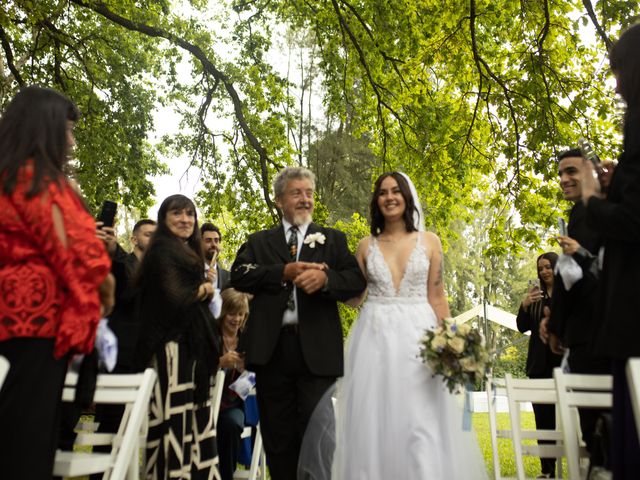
[135,194,220,479]
[516,252,562,479]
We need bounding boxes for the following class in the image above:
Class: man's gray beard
[292,212,312,226]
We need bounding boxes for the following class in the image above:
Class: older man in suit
[231,167,366,480]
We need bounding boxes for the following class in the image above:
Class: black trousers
[255,327,334,480]
[568,346,611,454]
[0,337,68,480]
[612,359,640,479]
[217,406,245,480]
[531,401,556,475]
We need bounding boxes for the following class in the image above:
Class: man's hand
[581,160,603,203]
[206,266,217,284]
[539,312,550,344]
[282,261,324,281]
[95,222,117,256]
[599,161,617,191]
[548,332,566,355]
[294,268,328,295]
[557,235,581,256]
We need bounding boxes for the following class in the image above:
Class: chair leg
[126,440,139,480]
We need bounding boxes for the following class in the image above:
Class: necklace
[222,335,237,352]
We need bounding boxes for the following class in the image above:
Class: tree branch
[0,26,25,86]
[582,0,613,50]
[69,0,279,223]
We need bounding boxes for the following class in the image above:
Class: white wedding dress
[332,234,488,479]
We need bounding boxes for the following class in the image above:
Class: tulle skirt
[331,296,488,480]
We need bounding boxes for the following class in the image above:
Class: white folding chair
[505,374,565,480]
[486,375,510,480]
[0,355,9,393]
[554,368,612,480]
[53,368,157,480]
[212,369,226,425]
[626,358,640,443]
[234,422,267,480]
[233,389,267,480]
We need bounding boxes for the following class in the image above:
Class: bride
[332,172,487,479]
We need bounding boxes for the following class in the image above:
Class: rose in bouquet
[419,318,491,393]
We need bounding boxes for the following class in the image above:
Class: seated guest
[0,86,113,479]
[134,194,220,479]
[216,288,250,480]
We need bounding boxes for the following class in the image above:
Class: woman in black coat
[582,24,640,479]
[516,251,562,478]
[135,194,221,480]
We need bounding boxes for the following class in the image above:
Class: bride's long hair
[369,172,419,236]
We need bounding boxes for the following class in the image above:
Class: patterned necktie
[286,226,298,310]
[288,226,298,260]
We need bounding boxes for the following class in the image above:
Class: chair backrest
[505,374,564,480]
[212,369,226,426]
[626,358,640,443]
[59,368,157,480]
[554,368,613,480]
[0,355,9,393]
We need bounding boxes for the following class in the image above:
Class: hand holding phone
[579,138,601,167]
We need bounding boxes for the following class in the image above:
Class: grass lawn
[474,411,567,478]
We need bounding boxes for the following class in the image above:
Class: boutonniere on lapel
[303,232,326,248]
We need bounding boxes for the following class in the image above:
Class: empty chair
[53,368,157,480]
[505,374,565,479]
[554,368,613,480]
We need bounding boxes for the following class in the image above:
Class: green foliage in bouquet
[419,318,492,394]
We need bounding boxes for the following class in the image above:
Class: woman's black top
[516,290,562,378]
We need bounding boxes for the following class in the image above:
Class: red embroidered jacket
[0,167,111,357]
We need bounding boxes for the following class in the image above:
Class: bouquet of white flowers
[419,318,491,393]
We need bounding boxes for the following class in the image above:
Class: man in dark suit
[543,149,610,455]
[231,167,367,480]
[201,222,231,289]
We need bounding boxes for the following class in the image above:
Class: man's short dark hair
[200,222,221,240]
[558,148,582,162]
[133,219,156,233]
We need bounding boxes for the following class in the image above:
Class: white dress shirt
[281,219,310,326]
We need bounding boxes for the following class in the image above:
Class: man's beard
[205,250,215,262]
[292,208,312,226]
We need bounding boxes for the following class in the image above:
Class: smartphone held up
[97,200,117,228]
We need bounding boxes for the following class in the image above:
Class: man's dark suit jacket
[588,115,640,359]
[108,246,141,369]
[217,265,231,290]
[231,222,366,376]
[548,202,602,349]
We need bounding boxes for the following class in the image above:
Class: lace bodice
[365,234,430,299]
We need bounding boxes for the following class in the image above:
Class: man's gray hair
[273,167,316,198]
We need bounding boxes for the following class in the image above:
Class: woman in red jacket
[0,86,113,479]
